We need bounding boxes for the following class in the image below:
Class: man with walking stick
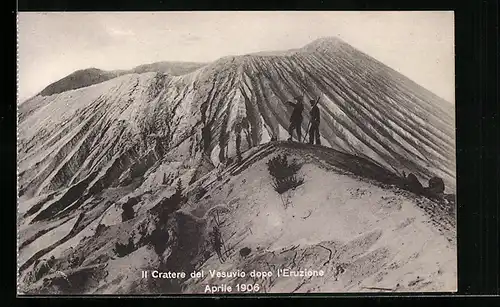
[308,97,321,145]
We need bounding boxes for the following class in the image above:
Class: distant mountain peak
[301,36,346,52]
[36,62,206,98]
[78,67,105,73]
[242,37,344,57]
[38,68,120,97]
[308,36,344,44]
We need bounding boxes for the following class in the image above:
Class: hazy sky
[18,11,454,103]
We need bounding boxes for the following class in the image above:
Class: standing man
[286,96,304,142]
[308,98,321,145]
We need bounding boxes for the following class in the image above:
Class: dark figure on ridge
[285,96,304,142]
[308,99,321,145]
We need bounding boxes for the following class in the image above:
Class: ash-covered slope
[18,142,456,294]
[18,37,455,202]
[17,37,456,294]
[181,143,456,293]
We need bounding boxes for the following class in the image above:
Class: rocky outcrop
[427,176,445,194]
[405,173,424,194]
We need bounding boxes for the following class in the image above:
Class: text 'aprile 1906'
[140,268,325,293]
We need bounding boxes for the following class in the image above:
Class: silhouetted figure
[308,99,321,145]
[285,97,304,142]
[210,226,225,263]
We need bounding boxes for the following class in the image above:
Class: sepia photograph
[17,11,456,295]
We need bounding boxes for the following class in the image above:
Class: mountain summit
[17,37,456,294]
